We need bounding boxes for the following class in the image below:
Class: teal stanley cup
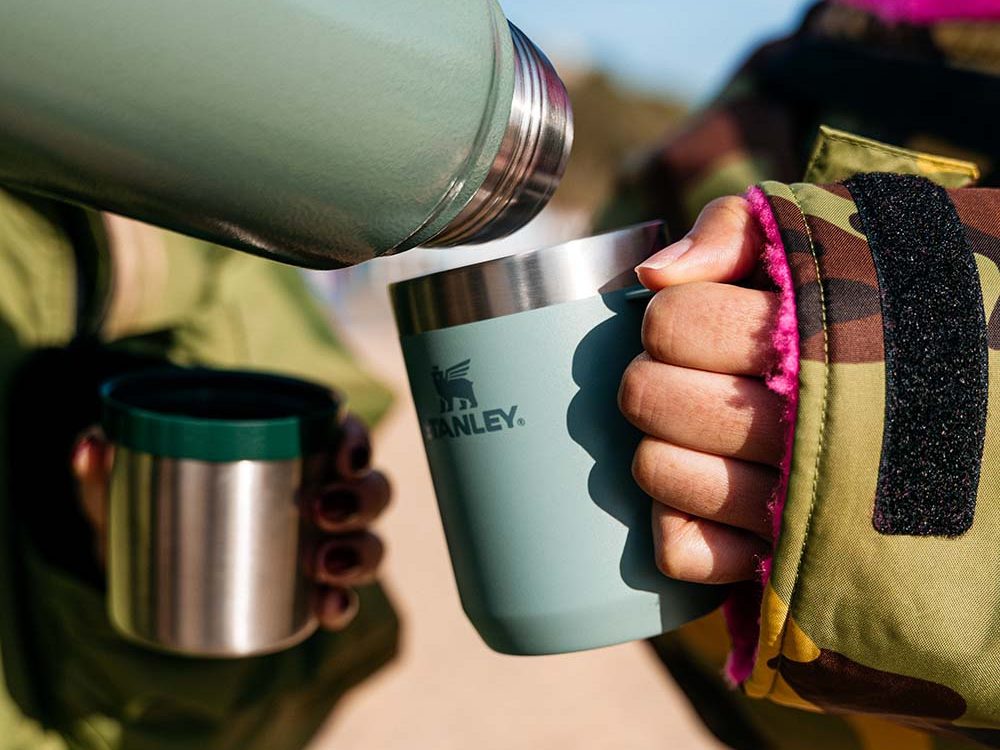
[0,0,571,268]
[391,223,728,655]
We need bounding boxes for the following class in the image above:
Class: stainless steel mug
[391,223,729,655]
[101,369,342,657]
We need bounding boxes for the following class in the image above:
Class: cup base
[465,587,728,656]
[109,613,320,659]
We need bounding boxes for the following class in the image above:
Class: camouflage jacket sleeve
[741,175,1000,742]
[599,1,1000,744]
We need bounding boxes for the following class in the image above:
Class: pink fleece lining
[721,187,800,685]
[838,0,1000,23]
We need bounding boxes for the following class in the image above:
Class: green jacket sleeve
[99,213,394,425]
[0,190,398,750]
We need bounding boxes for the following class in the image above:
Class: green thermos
[0,0,571,268]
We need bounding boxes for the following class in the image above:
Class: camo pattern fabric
[740,180,1000,746]
[645,175,1000,750]
[591,3,1000,748]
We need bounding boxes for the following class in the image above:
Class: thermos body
[0,0,571,268]
[101,370,341,657]
[391,224,729,655]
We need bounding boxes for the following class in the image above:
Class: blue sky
[501,1,812,103]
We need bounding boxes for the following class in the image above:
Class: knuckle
[632,439,665,496]
[689,196,750,248]
[618,357,651,422]
[370,472,392,512]
[654,538,692,580]
[630,442,650,490]
[642,288,682,362]
[707,194,748,222]
[653,511,684,578]
[653,511,708,582]
[653,536,676,578]
[365,533,385,564]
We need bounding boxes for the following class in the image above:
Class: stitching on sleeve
[765,183,832,699]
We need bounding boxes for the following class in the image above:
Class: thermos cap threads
[101,369,342,462]
[422,23,573,249]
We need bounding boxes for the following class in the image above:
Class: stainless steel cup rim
[390,221,667,335]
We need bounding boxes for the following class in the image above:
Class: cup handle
[623,285,654,303]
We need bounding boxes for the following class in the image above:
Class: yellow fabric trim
[769,673,821,713]
[844,715,934,750]
[804,125,980,187]
[783,616,820,663]
[745,584,787,698]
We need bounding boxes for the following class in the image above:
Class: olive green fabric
[803,126,981,188]
[0,187,398,749]
[747,179,1000,745]
[651,612,978,750]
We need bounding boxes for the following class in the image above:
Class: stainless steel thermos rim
[423,23,573,249]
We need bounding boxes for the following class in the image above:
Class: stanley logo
[423,359,524,440]
[432,359,477,412]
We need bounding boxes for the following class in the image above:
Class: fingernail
[318,488,360,525]
[636,237,693,272]
[318,586,355,620]
[349,443,371,474]
[71,435,99,475]
[324,545,361,576]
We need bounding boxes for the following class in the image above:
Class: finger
[632,438,777,539]
[642,282,779,376]
[636,196,762,290]
[313,585,360,631]
[653,505,769,584]
[308,532,384,587]
[332,415,373,479]
[71,429,113,535]
[306,471,391,532]
[619,356,785,466]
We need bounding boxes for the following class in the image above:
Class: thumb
[72,429,114,563]
[636,196,762,291]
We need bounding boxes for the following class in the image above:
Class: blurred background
[311,3,810,748]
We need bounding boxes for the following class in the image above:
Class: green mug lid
[101,369,342,462]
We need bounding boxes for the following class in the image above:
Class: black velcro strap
[844,173,987,537]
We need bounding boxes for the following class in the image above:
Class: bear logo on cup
[431,359,478,413]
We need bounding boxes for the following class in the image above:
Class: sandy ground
[306,218,723,750]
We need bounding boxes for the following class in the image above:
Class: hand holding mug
[620,196,786,584]
[73,412,391,633]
